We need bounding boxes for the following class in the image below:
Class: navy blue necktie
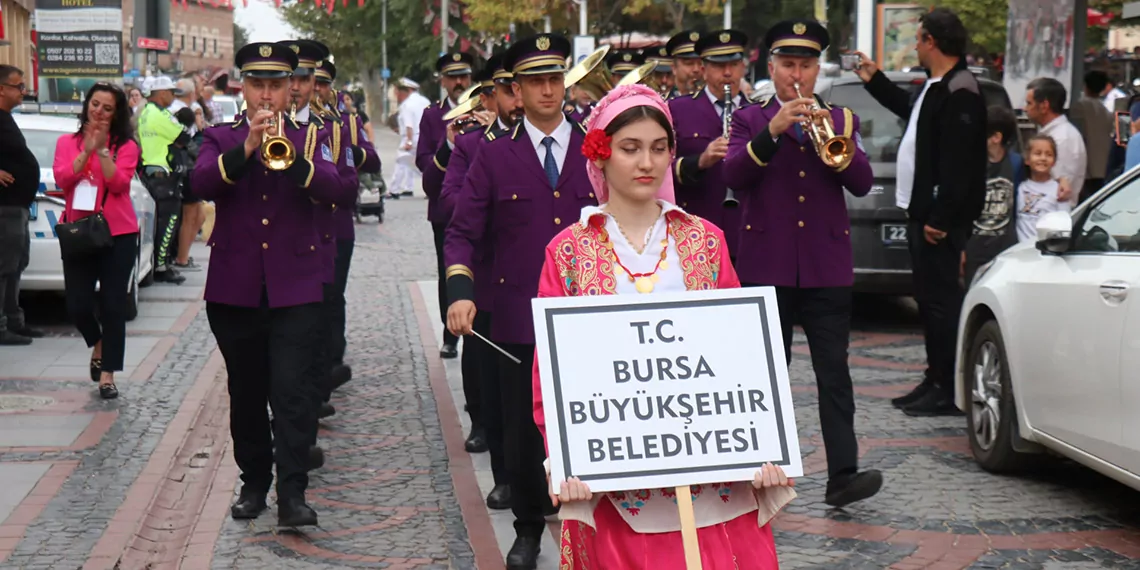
[542,136,559,188]
[715,100,726,118]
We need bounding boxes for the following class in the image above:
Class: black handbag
[57,176,113,259]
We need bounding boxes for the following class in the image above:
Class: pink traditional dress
[527,82,794,570]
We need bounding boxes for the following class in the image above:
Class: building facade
[121,0,234,74]
[0,0,34,73]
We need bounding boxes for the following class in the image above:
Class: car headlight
[970,260,995,289]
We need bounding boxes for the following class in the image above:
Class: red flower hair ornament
[582,129,613,161]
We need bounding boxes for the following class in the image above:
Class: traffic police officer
[722,20,883,508]
[437,51,517,511]
[444,33,595,569]
[419,52,474,360]
[669,29,749,261]
[191,42,352,527]
[641,44,675,95]
[666,29,704,98]
[315,58,381,397]
[605,48,643,82]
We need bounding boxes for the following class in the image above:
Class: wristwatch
[97,148,111,158]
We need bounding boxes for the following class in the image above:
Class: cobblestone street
[1,129,1140,569]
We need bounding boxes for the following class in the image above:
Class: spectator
[201,85,224,126]
[1024,77,1086,205]
[1100,76,1128,112]
[1016,135,1070,242]
[853,7,987,416]
[392,78,429,199]
[962,105,1022,285]
[1072,71,1114,200]
[128,87,145,115]
[137,77,187,285]
[1124,116,1140,172]
[51,83,141,400]
[172,106,205,272]
[0,64,44,345]
[168,78,204,137]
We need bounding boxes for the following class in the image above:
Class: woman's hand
[752,463,795,489]
[83,125,108,153]
[550,477,592,507]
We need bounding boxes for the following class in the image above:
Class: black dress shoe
[486,484,511,510]
[891,379,934,409]
[230,490,268,519]
[277,497,318,527]
[902,390,964,417]
[319,402,336,419]
[824,469,883,508]
[0,330,32,346]
[464,426,488,453]
[98,383,119,400]
[309,445,325,470]
[505,535,541,570]
[8,326,44,339]
[440,343,458,359]
[325,363,352,392]
[154,270,186,285]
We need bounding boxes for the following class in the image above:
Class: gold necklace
[612,239,670,293]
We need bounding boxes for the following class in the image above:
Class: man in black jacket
[0,64,44,345]
[852,8,986,416]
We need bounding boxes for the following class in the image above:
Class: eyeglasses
[0,82,26,92]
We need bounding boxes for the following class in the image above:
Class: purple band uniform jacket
[333,111,382,242]
[722,95,874,288]
[668,91,745,257]
[439,124,508,309]
[192,114,351,308]
[444,120,598,345]
[416,100,453,224]
[308,113,360,281]
[566,104,592,127]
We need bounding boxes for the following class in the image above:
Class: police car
[15,111,157,321]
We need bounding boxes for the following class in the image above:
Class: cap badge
[537,36,551,51]
[689,31,699,42]
[452,53,462,62]
[259,45,272,57]
[793,23,807,35]
[719,32,731,43]
[623,53,631,61]
[290,44,300,53]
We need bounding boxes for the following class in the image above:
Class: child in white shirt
[1017,134,1072,242]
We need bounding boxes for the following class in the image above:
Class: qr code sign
[95,44,120,66]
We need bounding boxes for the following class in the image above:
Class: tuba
[565,45,614,102]
[793,82,855,171]
[616,61,665,95]
[260,103,296,171]
[721,84,739,209]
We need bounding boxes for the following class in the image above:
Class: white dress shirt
[1039,114,1088,204]
[703,86,744,117]
[895,77,941,209]
[523,115,572,174]
[577,201,686,295]
[294,104,311,124]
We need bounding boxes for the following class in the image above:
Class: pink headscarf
[582,84,676,204]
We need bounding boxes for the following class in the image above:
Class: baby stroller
[357,166,385,223]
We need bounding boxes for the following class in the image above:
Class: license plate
[881,224,908,246]
[29,201,37,221]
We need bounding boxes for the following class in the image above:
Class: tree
[917,0,1007,55]
[233,22,250,48]
[622,0,724,32]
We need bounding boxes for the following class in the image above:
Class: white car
[955,168,1140,490]
[15,114,157,321]
[211,95,241,122]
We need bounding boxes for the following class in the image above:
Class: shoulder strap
[349,113,359,146]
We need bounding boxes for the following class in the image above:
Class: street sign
[137,37,169,51]
[381,68,391,79]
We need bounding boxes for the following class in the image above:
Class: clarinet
[722,84,740,209]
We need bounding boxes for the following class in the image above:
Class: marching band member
[192,42,352,527]
[665,30,704,98]
[668,29,750,261]
[565,84,595,126]
[531,83,796,570]
[419,52,474,361]
[438,52,519,510]
[605,49,644,83]
[444,33,597,569]
[722,20,882,508]
[641,45,675,95]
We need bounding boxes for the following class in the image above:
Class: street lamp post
[381,0,388,119]
[441,0,449,101]
[724,0,731,28]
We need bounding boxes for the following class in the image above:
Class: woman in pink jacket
[52,83,140,399]
[531,84,796,569]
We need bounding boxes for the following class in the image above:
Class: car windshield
[21,129,68,170]
[828,80,1014,163]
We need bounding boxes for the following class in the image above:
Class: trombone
[565,45,614,102]
[260,103,297,171]
[793,82,855,171]
[721,84,739,209]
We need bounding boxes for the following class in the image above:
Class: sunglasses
[1,82,26,92]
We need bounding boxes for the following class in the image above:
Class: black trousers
[908,221,967,397]
[500,343,553,538]
[315,239,355,404]
[431,222,458,346]
[470,312,504,483]
[748,284,859,479]
[207,297,323,501]
[154,197,181,271]
[62,234,138,372]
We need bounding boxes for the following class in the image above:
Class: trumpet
[793,82,855,171]
[722,84,739,209]
[260,103,296,171]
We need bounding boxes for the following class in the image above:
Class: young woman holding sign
[531,83,796,569]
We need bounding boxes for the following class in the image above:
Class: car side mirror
[1035,210,1073,254]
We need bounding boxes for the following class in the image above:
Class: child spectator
[1017,134,1071,243]
[963,106,1022,285]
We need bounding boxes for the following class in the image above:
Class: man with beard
[437,52,519,513]
[641,44,675,96]
[418,52,474,361]
[666,30,704,98]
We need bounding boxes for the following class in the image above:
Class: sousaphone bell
[616,61,665,95]
[565,45,614,102]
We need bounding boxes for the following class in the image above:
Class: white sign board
[573,35,596,66]
[532,288,802,494]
